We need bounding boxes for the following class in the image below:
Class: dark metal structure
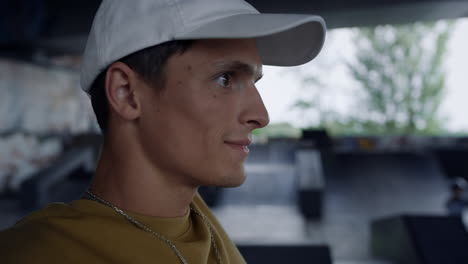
[1,0,468,60]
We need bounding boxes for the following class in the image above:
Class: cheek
[173,85,237,134]
[145,79,239,143]
[140,90,245,185]
[147,94,225,155]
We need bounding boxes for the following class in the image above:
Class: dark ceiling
[1,0,468,60]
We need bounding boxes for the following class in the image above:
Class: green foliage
[347,21,453,135]
[293,21,453,135]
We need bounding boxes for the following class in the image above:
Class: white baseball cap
[80,0,326,92]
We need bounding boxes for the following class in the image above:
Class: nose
[240,84,270,130]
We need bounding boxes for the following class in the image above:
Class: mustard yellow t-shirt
[0,194,245,264]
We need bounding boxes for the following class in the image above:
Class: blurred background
[1,0,468,263]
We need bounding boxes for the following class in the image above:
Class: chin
[222,174,246,188]
[210,167,247,188]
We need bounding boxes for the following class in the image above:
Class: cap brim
[176,13,326,66]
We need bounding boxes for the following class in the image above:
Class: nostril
[247,114,269,129]
[247,119,262,128]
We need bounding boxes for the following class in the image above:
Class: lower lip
[225,143,250,155]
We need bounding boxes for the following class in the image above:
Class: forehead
[171,38,263,76]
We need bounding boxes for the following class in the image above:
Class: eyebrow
[214,60,263,81]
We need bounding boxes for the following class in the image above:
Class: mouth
[224,139,251,155]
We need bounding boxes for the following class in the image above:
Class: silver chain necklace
[85,190,222,264]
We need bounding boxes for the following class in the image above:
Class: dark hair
[88,40,194,133]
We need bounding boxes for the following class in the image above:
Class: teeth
[243,146,250,153]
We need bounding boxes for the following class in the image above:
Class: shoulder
[1,202,80,236]
[0,204,71,263]
[0,202,96,262]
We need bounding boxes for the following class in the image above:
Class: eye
[215,73,232,88]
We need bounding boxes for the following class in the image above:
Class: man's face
[138,39,269,187]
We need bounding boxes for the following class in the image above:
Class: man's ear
[105,62,141,121]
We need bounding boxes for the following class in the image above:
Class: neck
[89,139,198,218]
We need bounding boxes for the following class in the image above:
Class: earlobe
[105,62,141,121]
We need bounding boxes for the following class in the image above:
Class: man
[0,0,325,263]
[446,177,468,217]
